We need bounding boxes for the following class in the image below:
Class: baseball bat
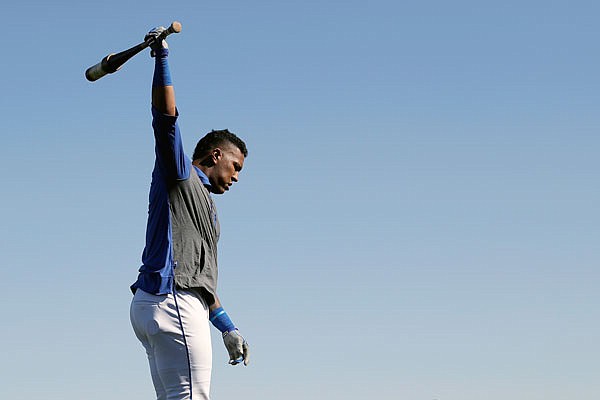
[85,21,182,82]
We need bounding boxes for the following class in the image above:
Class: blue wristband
[152,48,172,87]
[209,307,236,333]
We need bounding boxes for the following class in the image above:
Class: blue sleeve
[152,106,190,181]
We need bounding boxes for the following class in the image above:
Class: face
[207,146,245,194]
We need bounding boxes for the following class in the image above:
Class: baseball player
[129,27,249,400]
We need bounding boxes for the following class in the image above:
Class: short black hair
[192,129,248,161]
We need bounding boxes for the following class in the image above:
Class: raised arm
[146,28,189,180]
[146,27,176,115]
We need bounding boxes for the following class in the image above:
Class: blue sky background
[1,1,598,399]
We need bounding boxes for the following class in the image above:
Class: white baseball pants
[130,288,212,400]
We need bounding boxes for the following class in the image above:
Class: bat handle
[145,21,182,46]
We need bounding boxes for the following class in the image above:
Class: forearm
[151,48,176,116]
[153,86,176,116]
[209,294,236,333]
[209,295,222,312]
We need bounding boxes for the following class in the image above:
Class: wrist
[153,47,169,58]
[209,307,236,333]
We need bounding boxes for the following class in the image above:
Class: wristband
[152,48,172,87]
[209,307,236,333]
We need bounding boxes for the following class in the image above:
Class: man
[129,27,249,400]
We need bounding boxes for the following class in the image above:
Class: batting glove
[223,329,250,366]
[145,26,169,57]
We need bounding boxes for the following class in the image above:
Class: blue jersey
[131,107,214,296]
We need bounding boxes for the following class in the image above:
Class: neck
[192,159,209,173]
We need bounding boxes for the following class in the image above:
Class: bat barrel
[85,54,114,82]
[85,63,105,82]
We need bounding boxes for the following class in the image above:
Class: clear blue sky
[1,1,598,399]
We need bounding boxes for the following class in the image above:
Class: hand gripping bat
[85,21,182,82]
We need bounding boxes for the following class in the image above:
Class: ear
[197,148,222,168]
[211,148,223,164]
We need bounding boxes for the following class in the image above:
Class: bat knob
[169,21,182,34]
